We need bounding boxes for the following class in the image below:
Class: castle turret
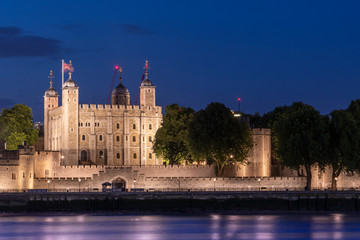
[112,67,130,105]
[44,70,59,150]
[139,60,156,107]
[61,61,79,165]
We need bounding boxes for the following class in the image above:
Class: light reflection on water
[0,213,359,240]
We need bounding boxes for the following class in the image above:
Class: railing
[0,187,358,193]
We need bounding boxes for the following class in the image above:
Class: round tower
[44,70,59,150]
[139,60,156,107]
[112,67,130,105]
[61,61,79,165]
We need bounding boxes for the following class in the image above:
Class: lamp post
[258,178,261,191]
[78,179,81,192]
[61,155,64,165]
[335,177,338,191]
[213,178,216,191]
[47,180,50,191]
[133,179,136,191]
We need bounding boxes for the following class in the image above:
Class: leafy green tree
[258,106,290,167]
[153,104,194,165]
[0,104,38,150]
[347,99,360,123]
[188,102,253,176]
[328,110,360,190]
[274,102,328,190]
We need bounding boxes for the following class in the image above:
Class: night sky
[1,0,360,121]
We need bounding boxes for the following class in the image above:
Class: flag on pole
[63,62,74,72]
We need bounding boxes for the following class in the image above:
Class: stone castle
[0,61,356,191]
[44,61,162,167]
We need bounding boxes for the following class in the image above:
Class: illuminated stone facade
[44,63,162,166]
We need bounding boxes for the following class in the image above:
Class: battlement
[252,128,271,135]
[79,104,161,112]
[132,164,212,170]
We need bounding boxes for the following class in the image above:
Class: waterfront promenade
[0,191,360,212]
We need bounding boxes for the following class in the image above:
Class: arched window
[99,151,104,159]
[149,136,152,142]
[99,135,103,141]
[133,153,137,159]
[149,124,152,130]
[133,124,136,129]
[116,153,120,159]
[132,136,136,142]
[82,135,85,141]
[116,136,120,142]
[149,153,152,159]
[116,123,120,129]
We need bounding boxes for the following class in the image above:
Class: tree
[258,106,290,167]
[0,104,38,150]
[274,102,328,190]
[327,110,360,190]
[153,104,194,165]
[187,102,253,176]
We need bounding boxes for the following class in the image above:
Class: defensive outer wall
[3,144,360,191]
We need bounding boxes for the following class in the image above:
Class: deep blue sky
[0,0,360,121]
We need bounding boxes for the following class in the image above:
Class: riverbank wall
[1,191,360,213]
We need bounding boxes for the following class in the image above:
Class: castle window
[30,172,31,178]
[149,124,152,130]
[48,105,50,107]
[116,123,119,129]
[132,136,136,142]
[133,124,136,129]
[81,123,83,127]
[117,153,120,159]
[12,173,16,179]
[23,172,25,178]
[82,135,85,141]
[126,136,128,141]
[99,151,104,159]
[133,153,137,159]
[99,135,103,141]
[149,136,152,142]
[148,89,151,93]
[116,136,120,142]
[149,153,152,159]
[45,170,49,176]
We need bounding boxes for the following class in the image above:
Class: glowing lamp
[115,66,119,69]
[237,98,241,101]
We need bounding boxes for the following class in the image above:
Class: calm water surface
[0,213,359,240]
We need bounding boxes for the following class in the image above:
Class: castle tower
[112,67,130,105]
[139,60,156,107]
[61,61,79,165]
[44,70,59,150]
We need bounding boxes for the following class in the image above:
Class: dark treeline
[250,100,360,190]
[153,103,253,177]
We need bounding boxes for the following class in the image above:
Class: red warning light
[237,98,241,101]
[115,66,119,70]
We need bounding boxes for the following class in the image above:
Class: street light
[335,177,338,191]
[133,179,136,190]
[78,179,81,192]
[213,178,216,191]
[258,178,261,191]
[47,180,50,191]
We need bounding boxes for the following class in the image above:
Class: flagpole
[62,59,64,87]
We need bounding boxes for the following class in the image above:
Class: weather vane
[48,70,54,88]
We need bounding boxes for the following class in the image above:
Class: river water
[0,213,359,240]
